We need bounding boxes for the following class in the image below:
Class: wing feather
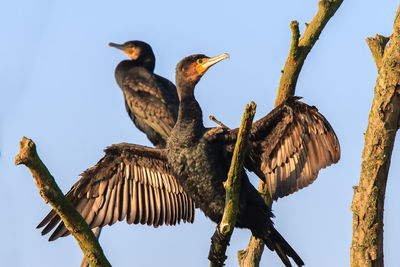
[137,170,145,224]
[119,167,129,221]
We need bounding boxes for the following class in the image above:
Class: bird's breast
[167,136,228,222]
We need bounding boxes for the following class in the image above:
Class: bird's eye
[197,59,203,64]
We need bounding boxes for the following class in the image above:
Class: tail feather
[264,228,304,267]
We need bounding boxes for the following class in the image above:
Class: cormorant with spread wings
[38,53,340,267]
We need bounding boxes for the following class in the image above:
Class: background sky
[1,1,399,266]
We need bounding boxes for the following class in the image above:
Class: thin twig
[209,115,230,129]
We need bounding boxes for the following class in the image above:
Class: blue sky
[1,1,399,266]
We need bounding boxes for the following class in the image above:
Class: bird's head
[175,53,229,100]
[109,40,155,70]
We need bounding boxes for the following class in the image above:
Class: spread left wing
[37,143,195,241]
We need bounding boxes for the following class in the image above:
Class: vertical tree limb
[350,5,400,267]
[209,102,256,267]
[15,137,111,267]
[238,1,343,266]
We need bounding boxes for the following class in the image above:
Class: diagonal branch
[350,5,400,267]
[15,137,111,267]
[209,115,230,129]
[238,1,343,266]
[208,102,256,267]
[275,0,344,107]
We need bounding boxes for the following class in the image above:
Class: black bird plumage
[109,40,179,148]
[38,52,340,267]
[168,53,304,266]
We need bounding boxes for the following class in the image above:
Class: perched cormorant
[38,53,340,266]
[109,40,179,148]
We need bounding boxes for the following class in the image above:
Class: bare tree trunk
[350,5,400,267]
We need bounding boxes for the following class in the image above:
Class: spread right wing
[208,97,340,200]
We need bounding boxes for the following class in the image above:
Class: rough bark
[238,1,344,266]
[350,5,400,267]
[15,137,111,267]
[209,102,256,267]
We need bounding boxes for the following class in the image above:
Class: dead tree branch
[15,137,111,267]
[275,0,344,106]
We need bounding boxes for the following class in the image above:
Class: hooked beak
[203,53,229,68]
[108,42,127,51]
[109,42,140,60]
[198,53,230,74]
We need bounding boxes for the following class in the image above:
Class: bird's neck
[173,89,204,142]
[178,96,203,123]
[117,59,155,73]
[115,60,155,89]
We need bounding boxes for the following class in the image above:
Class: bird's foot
[208,225,229,265]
